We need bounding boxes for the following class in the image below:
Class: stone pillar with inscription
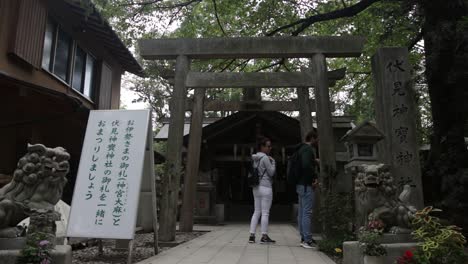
[372,47,424,208]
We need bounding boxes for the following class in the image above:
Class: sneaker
[301,240,317,249]
[299,239,304,246]
[260,235,276,244]
[248,235,255,243]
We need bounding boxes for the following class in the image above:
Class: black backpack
[287,146,303,185]
[247,156,267,187]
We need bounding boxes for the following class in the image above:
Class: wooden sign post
[67,109,158,263]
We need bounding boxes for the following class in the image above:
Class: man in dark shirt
[296,130,319,248]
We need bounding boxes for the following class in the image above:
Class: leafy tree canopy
[94,0,429,142]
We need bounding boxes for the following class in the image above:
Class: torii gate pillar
[311,54,337,190]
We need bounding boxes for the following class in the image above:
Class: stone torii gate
[139,36,365,240]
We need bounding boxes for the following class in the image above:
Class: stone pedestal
[343,234,416,264]
[0,245,72,264]
[18,200,71,245]
[194,182,216,224]
[0,238,26,250]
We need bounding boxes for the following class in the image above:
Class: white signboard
[67,110,150,239]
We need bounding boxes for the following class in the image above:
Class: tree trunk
[421,0,468,225]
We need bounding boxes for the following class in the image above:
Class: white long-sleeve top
[251,152,276,188]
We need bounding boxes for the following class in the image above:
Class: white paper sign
[67,110,150,239]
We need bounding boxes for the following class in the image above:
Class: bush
[318,192,355,257]
[16,232,52,264]
[318,238,345,257]
[409,206,467,264]
[358,230,386,256]
[318,192,354,238]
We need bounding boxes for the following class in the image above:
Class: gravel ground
[72,231,208,264]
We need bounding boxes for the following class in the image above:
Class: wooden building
[0,0,142,201]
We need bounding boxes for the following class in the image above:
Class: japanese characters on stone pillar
[372,47,423,208]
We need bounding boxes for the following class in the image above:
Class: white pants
[249,186,273,235]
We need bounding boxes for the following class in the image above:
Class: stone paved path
[137,224,335,264]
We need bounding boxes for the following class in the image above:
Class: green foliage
[154,141,167,176]
[410,207,467,264]
[319,191,354,238]
[318,192,355,256]
[357,219,387,257]
[96,0,431,141]
[358,229,386,256]
[318,238,345,257]
[154,139,167,156]
[16,232,52,264]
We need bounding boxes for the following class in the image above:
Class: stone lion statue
[355,164,417,233]
[0,144,69,237]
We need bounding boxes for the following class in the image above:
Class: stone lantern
[341,120,384,167]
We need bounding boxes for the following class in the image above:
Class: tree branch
[122,0,202,9]
[156,0,202,9]
[120,0,163,7]
[347,74,370,103]
[237,59,251,72]
[219,59,236,72]
[282,61,291,72]
[254,59,284,72]
[132,4,148,20]
[348,71,371,75]
[212,0,226,36]
[266,0,382,36]
[163,5,184,34]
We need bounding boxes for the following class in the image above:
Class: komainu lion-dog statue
[0,144,69,237]
[355,164,417,233]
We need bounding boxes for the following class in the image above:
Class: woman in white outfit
[249,137,276,244]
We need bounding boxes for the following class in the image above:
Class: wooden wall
[0,0,124,110]
[111,65,122,110]
[8,0,47,68]
[98,62,113,109]
[0,0,128,199]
